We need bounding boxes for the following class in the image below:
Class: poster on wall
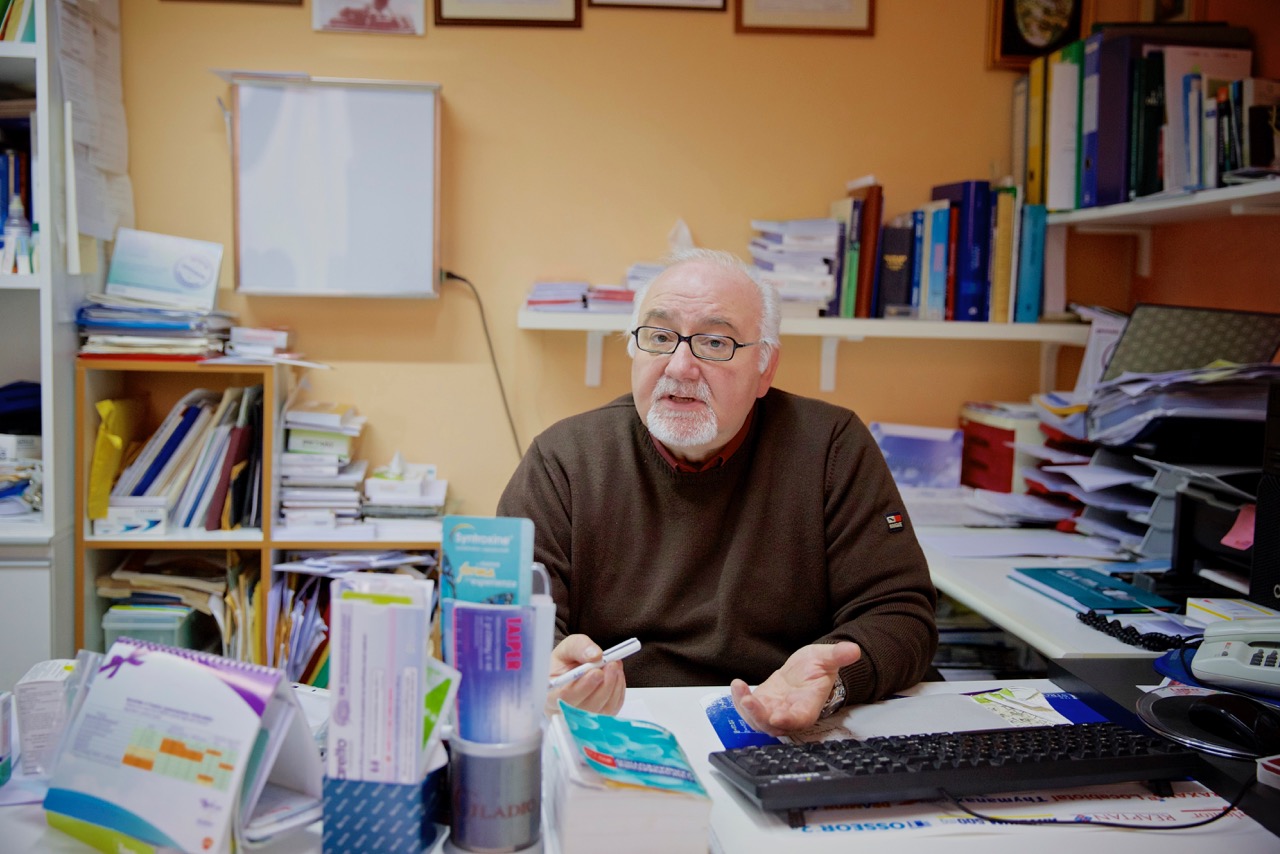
[313,0,426,34]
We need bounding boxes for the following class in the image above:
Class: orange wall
[117,0,1280,514]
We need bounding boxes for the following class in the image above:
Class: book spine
[909,209,925,315]
[1096,36,1136,206]
[840,199,861,318]
[1013,204,1046,323]
[1026,56,1047,205]
[851,186,882,319]
[874,225,914,318]
[1078,33,1102,207]
[923,205,949,322]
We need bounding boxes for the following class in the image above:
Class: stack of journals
[747,218,839,317]
[77,294,234,360]
[278,401,369,536]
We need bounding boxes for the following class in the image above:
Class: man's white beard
[646,378,718,450]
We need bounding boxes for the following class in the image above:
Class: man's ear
[756,344,780,398]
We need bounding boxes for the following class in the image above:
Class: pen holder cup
[322,770,443,853]
[447,731,542,853]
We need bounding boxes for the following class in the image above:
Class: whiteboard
[233,76,440,297]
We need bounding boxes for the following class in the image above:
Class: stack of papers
[1086,362,1280,446]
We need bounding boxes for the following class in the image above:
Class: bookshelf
[0,1,97,690]
[517,309,1092,392]
[72,359,443,653]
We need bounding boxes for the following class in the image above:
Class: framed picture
[987,0,1093,71]
[590,0,722,9]
[435,0,581,26]
[736,0,873,37]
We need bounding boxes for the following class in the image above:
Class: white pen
[549,638,641,689]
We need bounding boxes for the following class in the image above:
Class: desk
[2,677,1276,853]
[920,528,1161,659]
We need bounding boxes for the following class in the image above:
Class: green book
[1010,566,1177,614]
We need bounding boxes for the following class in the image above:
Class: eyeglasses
[631,326,757,362]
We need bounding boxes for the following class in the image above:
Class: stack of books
[747,218,839,317]
[279,401,368,534]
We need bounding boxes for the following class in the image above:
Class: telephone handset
[1190,617,1280,698]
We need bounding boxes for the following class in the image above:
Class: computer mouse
[1187,693,1280,756]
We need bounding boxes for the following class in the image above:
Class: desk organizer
[323,769,444,853]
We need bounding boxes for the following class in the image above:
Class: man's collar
[649,405,756,473]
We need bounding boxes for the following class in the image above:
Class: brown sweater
[496,388,938,704]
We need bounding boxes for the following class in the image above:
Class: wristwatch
[819,679,846,719]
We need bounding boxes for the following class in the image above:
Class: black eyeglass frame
[630,326,758,362]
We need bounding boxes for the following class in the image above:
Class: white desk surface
[920,526,1162,660]
[3,681,1276,853]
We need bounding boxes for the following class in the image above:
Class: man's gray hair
[625,248,781,372]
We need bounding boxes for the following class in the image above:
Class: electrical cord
[941,775,1255,830]
[442,271,522,459]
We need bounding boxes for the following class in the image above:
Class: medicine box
[959,402,1044,494]
[0,433,40,461]
[14,659,75,775]
[102,604,201,650]
[868,422,962,489]
[322,770,443,854]
[92,504,168,537]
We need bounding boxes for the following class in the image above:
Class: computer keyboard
[708,722,1201,813]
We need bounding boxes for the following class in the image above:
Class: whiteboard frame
[231,74,442,298]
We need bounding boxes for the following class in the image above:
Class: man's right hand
[547,634,626,716]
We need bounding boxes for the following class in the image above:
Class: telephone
[1190,617,1280,699]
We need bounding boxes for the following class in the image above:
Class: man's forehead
[640,264,759,324]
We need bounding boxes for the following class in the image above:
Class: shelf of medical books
[518,308,1091,392]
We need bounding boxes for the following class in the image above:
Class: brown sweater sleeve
[818,414,939,705]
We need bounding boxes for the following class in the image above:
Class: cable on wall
[443,271,523,460]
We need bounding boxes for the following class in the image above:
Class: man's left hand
[729,641,861,736]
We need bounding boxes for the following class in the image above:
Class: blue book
[1013,204,1046,323]
[930,180,990,322]
[908,208,925,313]
[131,405,201,496]
[1011,567,1177,614]
[923,204,950,322]
[1078,33,1103,208]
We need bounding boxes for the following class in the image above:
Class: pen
[549,638,641,689]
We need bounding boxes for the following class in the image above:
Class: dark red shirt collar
[650,406,755,472]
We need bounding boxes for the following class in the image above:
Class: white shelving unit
[517,311,1091,392]
[1047,180,1280,277]
[0,2,98,689]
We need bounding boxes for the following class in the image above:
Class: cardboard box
[322,771,443,853]
[15,659,75,775]
[0,433,40,461]
[959,402,1044,493]
[91,504,168,537]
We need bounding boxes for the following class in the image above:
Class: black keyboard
[708,722,1201,813]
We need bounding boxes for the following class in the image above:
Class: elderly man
[497,248,937,735]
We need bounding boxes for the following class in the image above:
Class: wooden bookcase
[72,359,442,653]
